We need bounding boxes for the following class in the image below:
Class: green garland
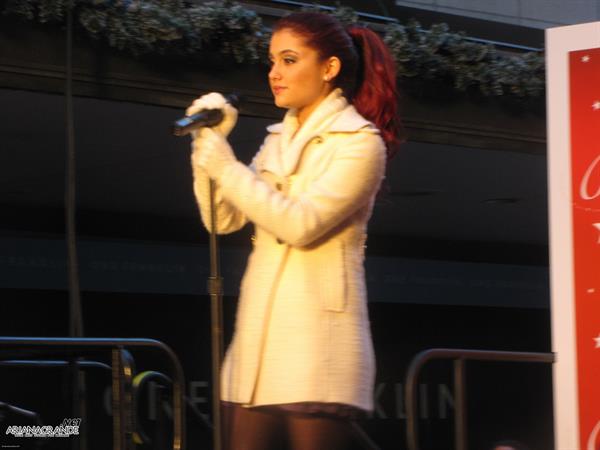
[384,21,544,99]
[1,0,266,62]
[0,0,545,103]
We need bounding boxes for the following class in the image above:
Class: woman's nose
[269,64,281,81]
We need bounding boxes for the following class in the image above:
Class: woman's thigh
[223,403,286,450]
[285,414,355,450]
[222,403,357,450]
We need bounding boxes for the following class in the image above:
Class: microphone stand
[173,102,240,450]
[207,179,224,450]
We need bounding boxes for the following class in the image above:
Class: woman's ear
[323,56,341,81]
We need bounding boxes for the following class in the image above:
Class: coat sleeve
[192,153,258,234]
[214,132,386,247]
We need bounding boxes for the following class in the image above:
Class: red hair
[273,12,401,158]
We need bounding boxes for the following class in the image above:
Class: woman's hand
[185,92,238,138]
[191,128,237,180]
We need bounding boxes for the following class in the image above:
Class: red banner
[569,47,600,449]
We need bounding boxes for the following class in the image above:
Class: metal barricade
[0,337,186,450]
[405,348,555,450]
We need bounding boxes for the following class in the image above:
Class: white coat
[192,88,386,412]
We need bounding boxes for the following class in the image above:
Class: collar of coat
[263,88,379,176]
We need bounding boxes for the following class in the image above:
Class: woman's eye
[284,58,296,64]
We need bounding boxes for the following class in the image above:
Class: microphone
[172,93,241,137]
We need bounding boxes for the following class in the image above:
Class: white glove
[185,92,238,138]
[191,128,237,180]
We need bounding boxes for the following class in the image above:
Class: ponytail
[347,27,401,158]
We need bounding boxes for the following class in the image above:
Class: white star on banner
[582,55,591,62]
[593,101,600,110]
[595,334,600,349]
[588,288,596,294]
[594,223,600,243]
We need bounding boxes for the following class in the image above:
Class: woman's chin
[274,97,288,108]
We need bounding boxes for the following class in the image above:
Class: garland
[0,0,545,103]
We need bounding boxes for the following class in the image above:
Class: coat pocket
[319,240,347,312]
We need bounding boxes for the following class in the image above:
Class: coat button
[276,238,283,244]
[313,136,324,144]
[275,182,282,191]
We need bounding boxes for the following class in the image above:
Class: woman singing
[187,11,400,450]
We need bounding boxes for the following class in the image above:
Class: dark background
[0,2,553,449]
[1,289,552,450]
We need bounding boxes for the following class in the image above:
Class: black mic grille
[172,93,241,137]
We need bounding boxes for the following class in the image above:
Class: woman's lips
[272,87,286,95]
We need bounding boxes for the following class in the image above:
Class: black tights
[222,403,358,450]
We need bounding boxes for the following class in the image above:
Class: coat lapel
[262,89,377,177]
[281,90,347,176]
